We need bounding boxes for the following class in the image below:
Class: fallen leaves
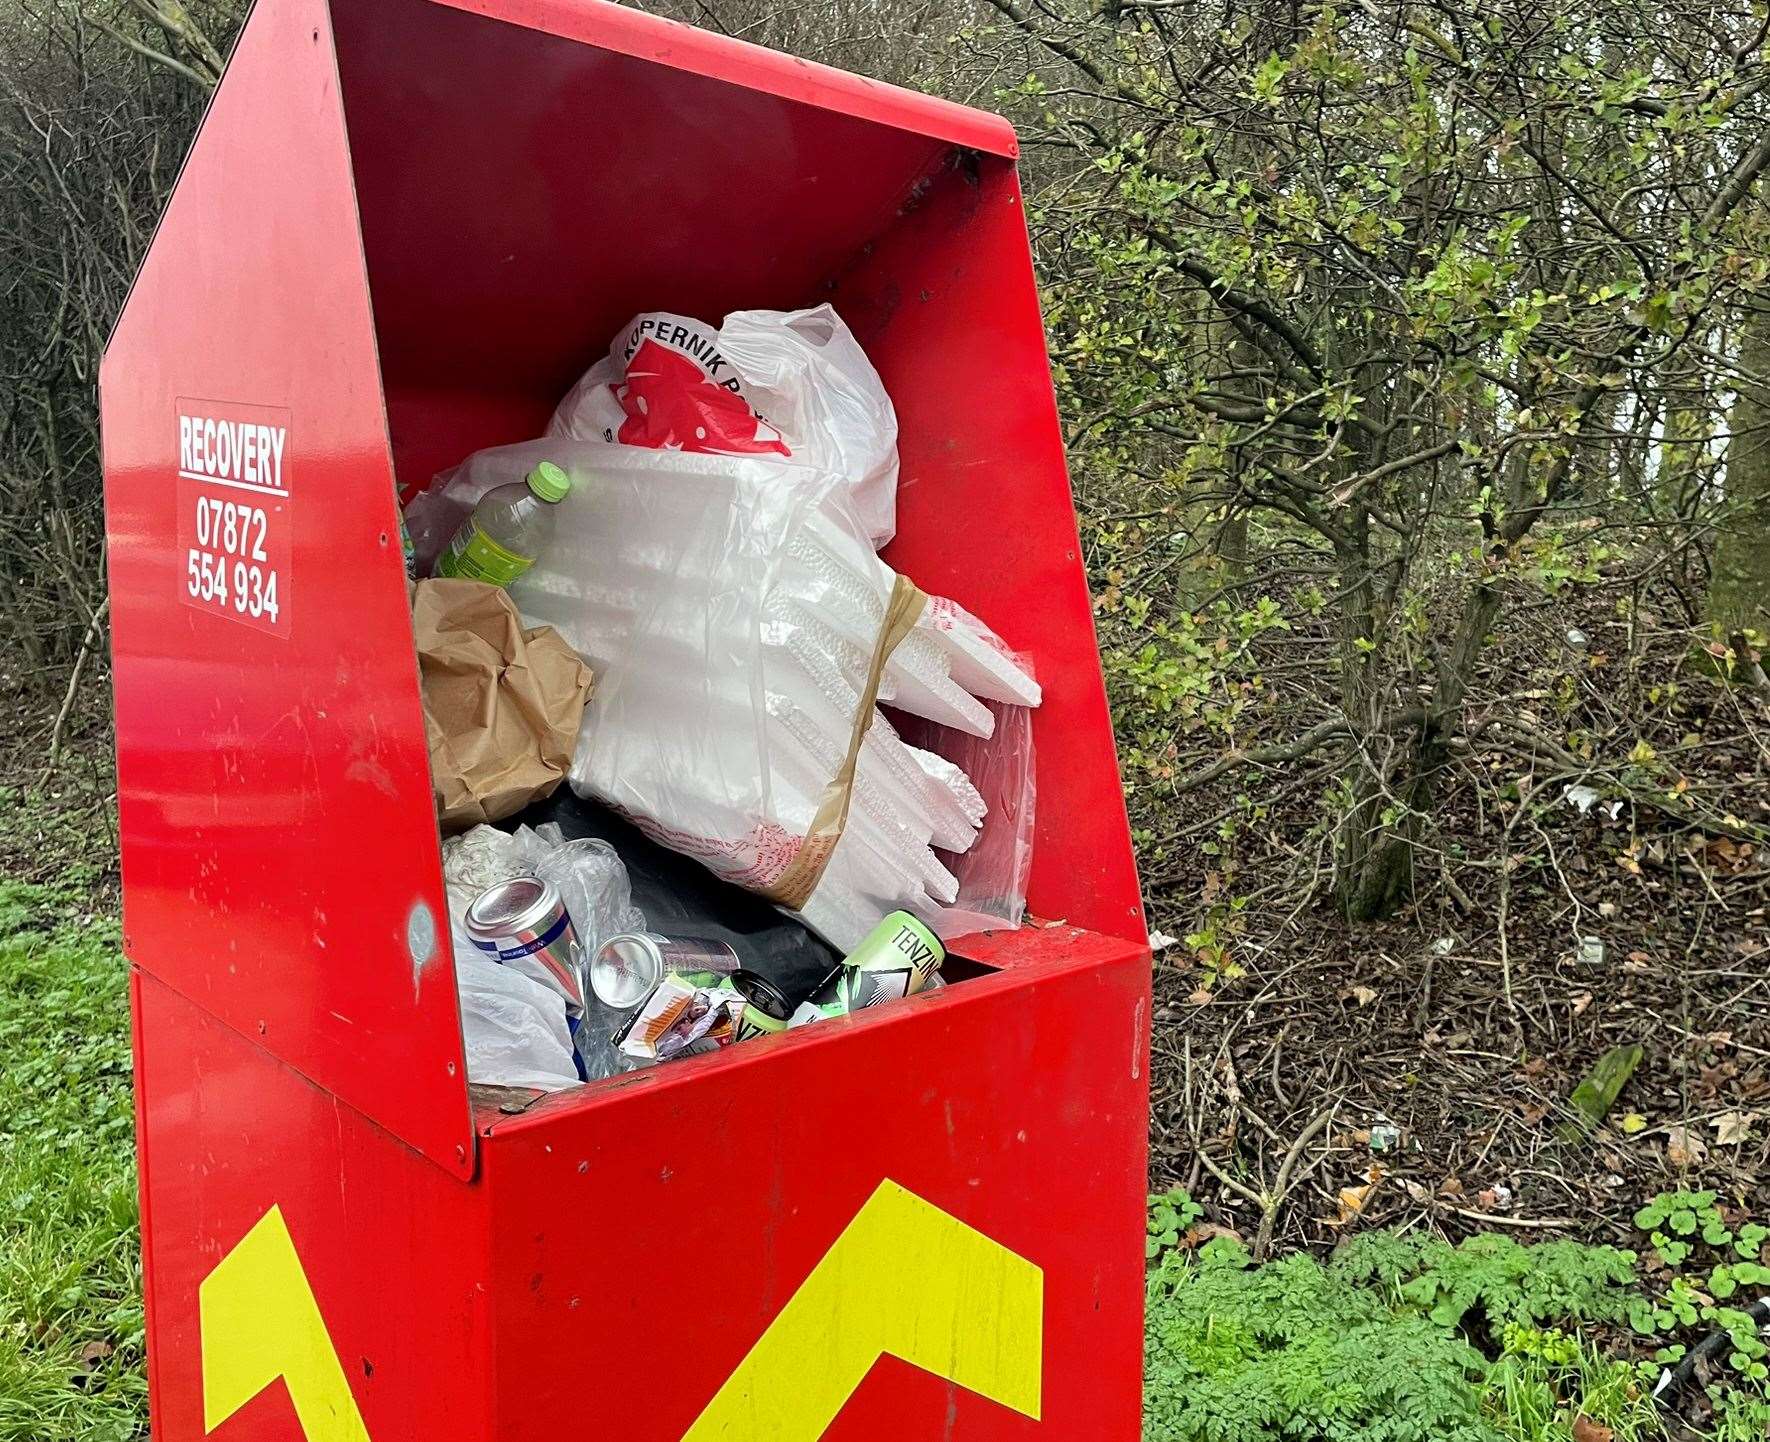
[1666,1124,1709,1168]
[1572,1415,1614,1442]
[1329,1166,1385,1226]
[69,1339,113,1382]
[1705,836,1755,873]
[1182,1221,1245,1249]
[1712,1110,1759,1146]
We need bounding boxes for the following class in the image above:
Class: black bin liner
[513,789,840,1006]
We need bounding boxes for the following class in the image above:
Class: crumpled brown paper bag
[414,579,594,831]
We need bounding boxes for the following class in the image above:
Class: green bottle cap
[526,461,570,502]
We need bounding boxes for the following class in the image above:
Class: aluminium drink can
[730,969,793,1043]
[590,932,740,1010]
[790,911,945,1026]
[463,876,584,1014]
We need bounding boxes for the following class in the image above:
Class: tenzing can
[591,932,740,1010]
[792,911,944,1025]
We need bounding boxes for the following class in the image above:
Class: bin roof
[432,0,1018,157]
[100,0,1036,1177]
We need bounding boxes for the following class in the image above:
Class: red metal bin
[99,1,1152,1437]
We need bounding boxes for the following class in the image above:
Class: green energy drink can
[730,970,792,1043]
[790,911,944,1026]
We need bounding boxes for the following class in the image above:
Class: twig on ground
[1254,1103,1339,1259]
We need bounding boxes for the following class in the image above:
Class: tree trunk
[1331,504,1413,918]
[1710,309,1770,636]
[1216,509,1249,580]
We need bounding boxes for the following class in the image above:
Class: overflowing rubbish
[405,306,1038,954]
[444,801,963,1086]
[416,580,593,830]
[443,822,647,1082]
[405,304,1038,1092]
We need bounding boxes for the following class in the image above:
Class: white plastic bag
[452,931,580,1091]
[550,307,900,547]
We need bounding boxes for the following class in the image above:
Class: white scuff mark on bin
[406,898,439,1000]
[1131,996,1145,1080]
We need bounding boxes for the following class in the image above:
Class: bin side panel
[99,0,472,1175]
[482,947,1150,1440]
[835,160,1147,943]
[133,972,492,1441]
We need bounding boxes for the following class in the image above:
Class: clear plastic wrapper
[894,695,1037,939]
[440,824,528,923]
[511,826,648,954]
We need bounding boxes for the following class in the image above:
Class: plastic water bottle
[435,461,570,587]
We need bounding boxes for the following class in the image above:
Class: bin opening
[448,783,1011,1106]
[336,0,1145,958]
[356,0,1145,1104]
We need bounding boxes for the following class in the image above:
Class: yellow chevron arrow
[199,1205,370,1442]
[198,1183,1039,1442]
[682,1179,1043,1440]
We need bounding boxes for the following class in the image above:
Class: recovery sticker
[174,398,291,637]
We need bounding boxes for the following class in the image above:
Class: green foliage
[1009,0,1770,914]
[1149,1187,1207,1258]
[1144,1196,1652,1442]
[1145,1233,1498,1442]
[1627,1190,1770,1417]
[1335,1231,1638,1333]
[1102,594,1290,782]
[0,879,144,1441]
[1710,1388,1770,1442]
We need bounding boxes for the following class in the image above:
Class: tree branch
[1173,717,1352,793]
[89,15,216,90]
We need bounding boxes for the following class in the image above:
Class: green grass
[0,879,146,1441]
[1487,1328,1665,1442]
